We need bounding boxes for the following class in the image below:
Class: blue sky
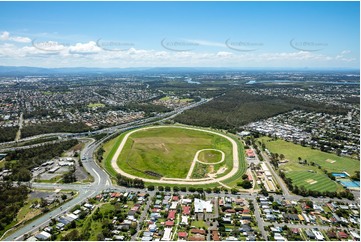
[0,1,359,68]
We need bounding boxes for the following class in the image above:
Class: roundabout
[109,125,241,185]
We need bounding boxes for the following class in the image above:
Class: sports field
[258,137,358,192]
[286,171,339,192]
[116,126,233,179]
[258,137,359,175]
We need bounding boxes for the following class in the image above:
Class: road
[4,138,112,241]
[253,198,268,240]
[14,112,23,142]
[132,197,152,240]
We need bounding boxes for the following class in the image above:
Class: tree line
[0,181,29,234]
[116,174,145,188]
[21,122,90,138]
[174,90,350,132]
[0,126,18,142]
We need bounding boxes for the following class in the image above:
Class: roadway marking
[92,168,101,185]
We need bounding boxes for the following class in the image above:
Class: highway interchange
[1,98,359,241]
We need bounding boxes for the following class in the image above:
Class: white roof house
[162,228,172,241]
[181,215,189,225]
[274,233,286,241]
[194,198,213,213]
[35,231,51,241]
[312,230,324,241]
[170,201,178,210]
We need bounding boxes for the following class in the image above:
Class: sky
[0,1,359,69]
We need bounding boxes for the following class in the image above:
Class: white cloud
[0,37,358,68]
[0,31,31,43]
[217,51,233,58]
[68,41,102,54]
[11,36,31,43]
[0,31,10,41]
[185,39,226,48]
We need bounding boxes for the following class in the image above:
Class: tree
[15,168,32,182]
[63,170,77,183]
[336,149,341,156]
[279,154,285,160]
[240,180,252,189]
[188,187,196,192]
[213,187,220,193]
[231,188,238,194]
[61,194,67,201]
[242,174,248,180]
[97,233,105,241]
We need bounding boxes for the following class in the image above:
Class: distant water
[184,78,200,84]
[246,80,291,84]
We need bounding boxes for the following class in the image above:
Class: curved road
[4,138,112,241]
[111,125,240,185]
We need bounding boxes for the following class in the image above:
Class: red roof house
[178,232,188,239]
[165,220,174,227]
[182,206,191,215]
[167,210,176,220]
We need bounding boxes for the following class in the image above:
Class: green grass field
[198,150,223,163]
[117,126,233,179]
[180,98,194,103]
[160,96,171,101]
[87,103,105,108]
[286,171,339,192]
[258,137,358,192]
[258,137,359,175]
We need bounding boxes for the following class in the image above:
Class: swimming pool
[340,179,360,188]
[332,172,348,178]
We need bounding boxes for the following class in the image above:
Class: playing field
[116,126,233,179]
[286,171,339,192]
[258,137,359,175]
[258,137,357,192]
